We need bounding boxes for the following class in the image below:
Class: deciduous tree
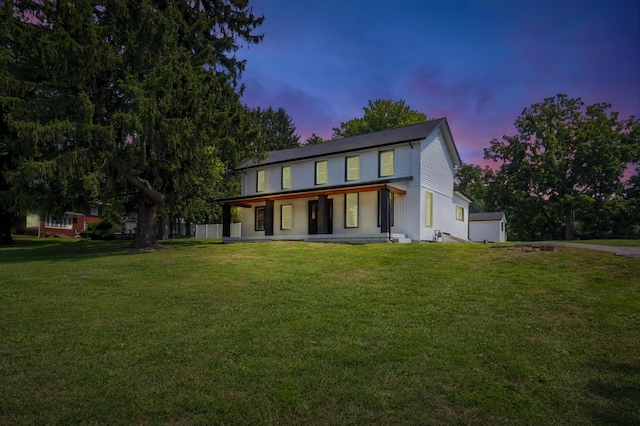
[454,163,494,213]
[332,99,428,139]
[305,133,327,145]
[485,94,639,240]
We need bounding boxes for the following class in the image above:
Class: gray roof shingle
[469,212,506,222]
[236,118,457,170]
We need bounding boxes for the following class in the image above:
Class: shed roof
[236,118,460,170]
[469,212,507,222]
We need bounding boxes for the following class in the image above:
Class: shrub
[80,220,116,240]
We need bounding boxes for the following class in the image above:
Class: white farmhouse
[219,119,471,243]
[469,212,508,243]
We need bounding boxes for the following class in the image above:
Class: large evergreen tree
[0,0,263,248]
[250,106,300,151]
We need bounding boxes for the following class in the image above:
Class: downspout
[386,185,391,242]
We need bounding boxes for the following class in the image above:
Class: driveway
[544,242,640,259]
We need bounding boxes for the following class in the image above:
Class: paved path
[544,242,640,259]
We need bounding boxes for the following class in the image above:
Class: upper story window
[90,206,99,216]
[456,205,465,221]
[379,150,394,177]
[281,166,291,189]
[315,160,328,185]
[256,170,265,192]
[345,156,360,181]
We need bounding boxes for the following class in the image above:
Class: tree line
[457,95,640,241]
[1,2,638,247]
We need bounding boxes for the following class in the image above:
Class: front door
[308,199,333,234]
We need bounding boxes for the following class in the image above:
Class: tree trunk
[130,176,164,249]
[132,196,159,249]
[0,210,15,245]
[565,205,574,240]
[157,215,169,240]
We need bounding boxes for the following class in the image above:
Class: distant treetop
[332,99,429,139]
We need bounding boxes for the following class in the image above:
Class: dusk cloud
[240,0,639,165]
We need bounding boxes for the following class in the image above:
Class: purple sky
[237,0,640,166]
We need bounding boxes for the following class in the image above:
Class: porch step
[391,234,412,243]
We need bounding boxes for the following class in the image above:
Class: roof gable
[236,118,461,170]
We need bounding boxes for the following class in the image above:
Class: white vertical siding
[242,143,416,197]
[420,131,454,197]
[292,161,315,189]
[470,220,506,242]
[451,196,470,240]
[234,130,468,242]
[402,186,422,241]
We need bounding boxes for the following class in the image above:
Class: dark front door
[308,199,333,234]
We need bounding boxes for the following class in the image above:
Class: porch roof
[219,177,411,207]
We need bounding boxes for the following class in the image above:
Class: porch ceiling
[221,181,407,207]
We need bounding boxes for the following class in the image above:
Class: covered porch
[219,180,408,243]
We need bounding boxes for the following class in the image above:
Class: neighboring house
[18,204,104,238]
[469,212,507,243]
[219,119,471,243]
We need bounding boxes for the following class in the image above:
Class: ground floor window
[456,205,464,221]
[425,191,433,227]
[345,193,358,228]
[281,204,292,230]
[255,206,265,231]
[45,216,74,229]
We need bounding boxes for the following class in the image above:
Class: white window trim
[345,193,359,228]
[45,216,73,229]
[256,170,265,192]
[379,150,394,177]
[315,160,328,185]
[425,191,433,228]
[281,166,291,189]
[281,204,292,230]
[346,155,360,181]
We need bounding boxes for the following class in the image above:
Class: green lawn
[1,239,639,425]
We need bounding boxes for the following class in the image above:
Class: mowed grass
[1,239,639,425]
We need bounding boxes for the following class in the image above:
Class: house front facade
[219,119,470,243]
[18,205,103,238]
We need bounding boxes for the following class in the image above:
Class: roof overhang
[219,178,411,207]
[454,190,474,203]
[437,120,462,167]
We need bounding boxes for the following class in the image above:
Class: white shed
[469,212,507,243]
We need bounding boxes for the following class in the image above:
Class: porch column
[265,200,274,236]
[222,204,231,237]
[380,187,390,234]
[317,194,329,234]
